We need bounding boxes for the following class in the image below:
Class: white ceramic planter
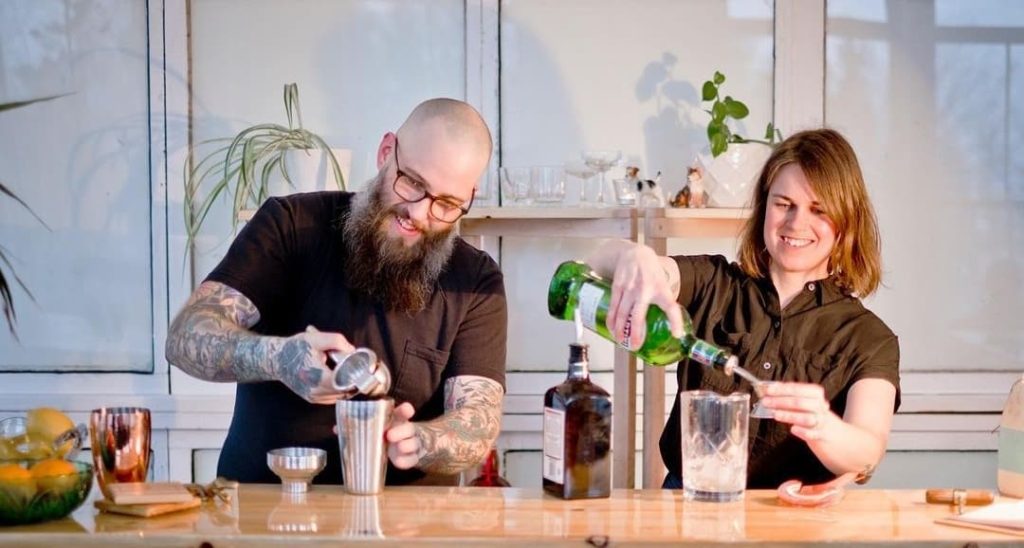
[697,142,771,208]
[277,148,352,195]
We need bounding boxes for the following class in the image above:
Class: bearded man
[166,98,506,485]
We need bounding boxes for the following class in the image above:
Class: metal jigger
[330,348,392,398]
[267,447,327,494]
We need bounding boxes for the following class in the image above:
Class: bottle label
[689,340,721,368]
[577,282,604,332]
[542,407,566,484]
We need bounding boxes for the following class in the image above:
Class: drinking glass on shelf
[499,166,533,206]
[582,150,622,206]
[563,161,597,206]
[531,166,566,205]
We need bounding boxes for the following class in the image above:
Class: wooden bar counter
[1,485,1019,546]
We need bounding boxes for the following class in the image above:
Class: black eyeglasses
[392,138,474,223]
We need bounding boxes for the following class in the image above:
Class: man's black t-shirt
[205,192,507,485]
[661,255,900,488]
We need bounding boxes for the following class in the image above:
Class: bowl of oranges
[0,458,94,525]
[0,408,93,525]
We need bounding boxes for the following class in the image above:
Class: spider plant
[184,83,346,249]
[1,95,63,338]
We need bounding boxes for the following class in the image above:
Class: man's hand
[330,378,502,476]
[385,403,419,469]
[271,326,357,405]
[331,402,419,468]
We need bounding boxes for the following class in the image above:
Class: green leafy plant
[1,95,63,338]
[702,71,783,157]
[184,83,346,247]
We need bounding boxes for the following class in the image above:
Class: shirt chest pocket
[391,340,451,408]
[780,348,845,399]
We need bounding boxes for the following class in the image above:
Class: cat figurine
[671,166,709,208]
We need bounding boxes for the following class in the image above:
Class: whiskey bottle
[548,260,738,373]
[468,446,511,487]
[543,342,611,499]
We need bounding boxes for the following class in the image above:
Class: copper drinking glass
[89,407,151,500]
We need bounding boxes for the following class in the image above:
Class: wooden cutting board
[94,496,201,517]
[107,482,196,505]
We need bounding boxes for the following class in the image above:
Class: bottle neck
[567,359,590,380]
[567,343,590,380]
[480,448,500,476]
[684,335,732,371]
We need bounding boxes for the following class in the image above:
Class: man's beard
[341,174,456,313]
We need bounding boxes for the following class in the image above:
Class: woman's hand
[759,381,837,442]
[603,243,683,350]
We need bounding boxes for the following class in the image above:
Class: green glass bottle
[547,260,738,371]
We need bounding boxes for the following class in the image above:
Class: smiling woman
[585,128,899,491]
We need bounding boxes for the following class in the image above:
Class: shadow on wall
[636,51,703,198]
[635,51,766,198]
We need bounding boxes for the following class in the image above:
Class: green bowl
[0,459,93,526]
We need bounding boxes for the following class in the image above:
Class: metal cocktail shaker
[335,398,394,495]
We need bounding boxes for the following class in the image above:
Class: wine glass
[563,160,597,205]
[582,150,622,206]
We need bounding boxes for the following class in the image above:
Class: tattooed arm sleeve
[413,375,504,476]
[166,280,290,383]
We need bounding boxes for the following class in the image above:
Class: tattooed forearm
[414,376,503,476]
[166,281,300,384]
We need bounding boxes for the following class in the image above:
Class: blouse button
[773,320,780,329]
[807,282,816,291]
[762,361,772,370]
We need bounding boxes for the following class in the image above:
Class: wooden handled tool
[925,488,995,506]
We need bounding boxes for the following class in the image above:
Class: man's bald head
[395,98,492,163]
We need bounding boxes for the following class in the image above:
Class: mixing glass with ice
[680,390,749,502]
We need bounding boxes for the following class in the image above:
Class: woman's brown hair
[736,128,882,297]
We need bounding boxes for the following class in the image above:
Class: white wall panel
[826,1,1024,372]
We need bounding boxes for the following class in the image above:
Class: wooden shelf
[643,207,751,239]
[465,206,748,221]
[464,206,636,219]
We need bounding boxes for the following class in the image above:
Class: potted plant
[1,95,64,338]
[698,71,782,207]
[184,83,347,248]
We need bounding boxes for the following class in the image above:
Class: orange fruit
[25,407,75,456]
[0,463,36,501]
[30,459,78,493]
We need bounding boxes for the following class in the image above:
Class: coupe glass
[563,161,597,205]
[582,150,622,206]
